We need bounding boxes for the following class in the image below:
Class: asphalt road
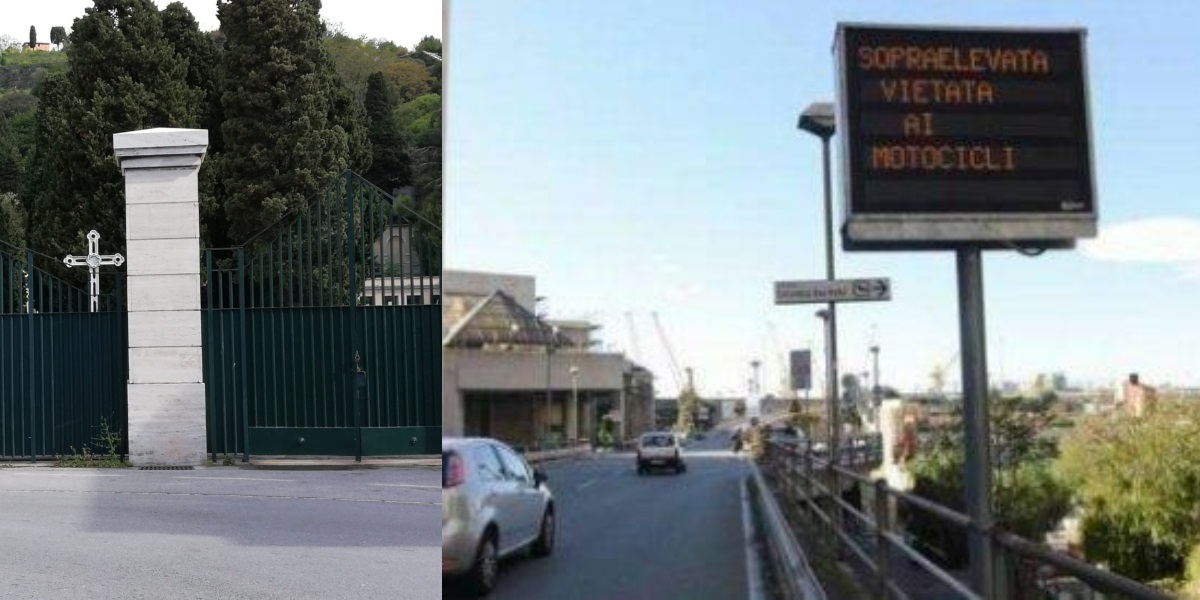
[448,430,753,600]
[0,466,439,600]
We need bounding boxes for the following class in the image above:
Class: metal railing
[759,439,1172,600]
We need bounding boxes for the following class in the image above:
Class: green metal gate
[0,242,128,461]
[202,172,441,459]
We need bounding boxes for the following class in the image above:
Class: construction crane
[766,321,789,397]
[651,311,685,393]
[930,350,960,398]
[625,311,644,365]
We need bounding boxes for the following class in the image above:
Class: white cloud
[1080,217,1200,277]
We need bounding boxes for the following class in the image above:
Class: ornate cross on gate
[62,230,125,313]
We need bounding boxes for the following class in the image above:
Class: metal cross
[63,230,124,313]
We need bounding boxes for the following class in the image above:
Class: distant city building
[442,270,654,448]
[1051,372,1069,392]
[1120,373,1157,417]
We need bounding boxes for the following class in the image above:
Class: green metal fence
[0,241,128,461]
[202,171,441,459]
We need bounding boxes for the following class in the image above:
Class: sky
[2,0,442,49]
[447,1,1200,399]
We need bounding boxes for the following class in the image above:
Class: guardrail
[747,461,827,600]
[760,439,1172,600]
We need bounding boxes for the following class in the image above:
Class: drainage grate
[139,466,195,471]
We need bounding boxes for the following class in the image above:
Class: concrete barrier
[747,460,827,600]
[524,443,592,464]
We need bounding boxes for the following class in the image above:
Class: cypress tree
[25,0,203,261]
[362,71,410,193]
[160,2,222,143]
[216,0,370,243]
[0,119,21,196]
[23,72,79,255]
[160,1,228,247]
[51,26,67,49]
[29,26,37,48]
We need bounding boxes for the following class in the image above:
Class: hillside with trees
[0,0,441,274]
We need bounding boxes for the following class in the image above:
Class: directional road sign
[774,278,891,305]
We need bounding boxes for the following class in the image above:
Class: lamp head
[798,102,836,139]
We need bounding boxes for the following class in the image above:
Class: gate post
[25,249,35,462]
[114,128,209,466]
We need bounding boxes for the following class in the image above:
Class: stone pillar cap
[113,128,208,172]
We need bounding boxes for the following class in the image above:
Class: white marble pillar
[113,128,208,466]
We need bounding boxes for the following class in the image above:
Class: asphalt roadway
[447,430,754,600]
[0,466,439,600]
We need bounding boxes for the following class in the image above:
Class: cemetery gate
[0,240,128,461]
[202,171,441,459]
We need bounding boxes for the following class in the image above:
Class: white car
[443,437,556,596]
[635,431,687,475]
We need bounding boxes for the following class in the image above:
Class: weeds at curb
[56,418,128,468]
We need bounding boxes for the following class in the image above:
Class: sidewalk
[0,456,442,469]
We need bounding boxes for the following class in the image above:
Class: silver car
[442,437,556,596]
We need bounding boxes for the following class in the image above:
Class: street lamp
[569,365,580,445]
[800,101,840,465]
[543,323,559,448]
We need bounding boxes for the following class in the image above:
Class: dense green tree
[331,75,371,174]
[29,26,37,48]
[362,71,410,193]
[50,26,67,49]
[0,119,21,195]
[1057,400,1200,583]
[394,92,438,129]
[409,107,440,272]
[0,192,22,246]
[903,395,1072,569]
[381,59,434,103]
[324,33,408,104]
[0,93,38,120]
[160,1,227,247]
[675,384,700,436]
[24,0,202,262]
[216,0,369,244]
[160,2,221,141]
[414,35,440,55]
[406,38,441,95]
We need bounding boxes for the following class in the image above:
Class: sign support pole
[956,247,994,598]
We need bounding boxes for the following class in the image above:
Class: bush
[904,440,1071,568]
[1057,401,1200,582]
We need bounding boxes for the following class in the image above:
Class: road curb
[244,457,440,470]
[742,478,769,600]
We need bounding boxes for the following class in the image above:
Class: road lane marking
[576,478,599,491]
[0,489,439,506]
[174,476,295,482]
[371,483,439,490]
[10,472,124,477]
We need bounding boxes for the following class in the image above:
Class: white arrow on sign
[774,278,892,305]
